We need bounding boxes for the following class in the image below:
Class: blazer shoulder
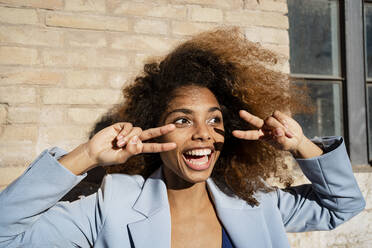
[100,173,145,207]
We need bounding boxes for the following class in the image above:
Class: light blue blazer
[0,137,365,248]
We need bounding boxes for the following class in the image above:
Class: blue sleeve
[276,137,366,232]
[0,148,110,247]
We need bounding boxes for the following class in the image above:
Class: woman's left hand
[232,110,305,154]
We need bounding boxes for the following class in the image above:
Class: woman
[0,28,365,248]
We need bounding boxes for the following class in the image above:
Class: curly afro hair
[96,27,309,206]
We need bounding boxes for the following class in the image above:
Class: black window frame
[289,0,370,166]
[364,0,372,164]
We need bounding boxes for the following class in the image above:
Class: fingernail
[286,130,294,138]
[275,129,283,137]
[130,136,138,144]
[282,120,289,129]
[117,134,124,139]
[118,139,126,146]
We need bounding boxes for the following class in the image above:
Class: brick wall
[0,0,370,247]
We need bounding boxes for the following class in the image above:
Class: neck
[163,167,212,213]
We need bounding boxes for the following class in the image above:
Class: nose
[192,123,211,141]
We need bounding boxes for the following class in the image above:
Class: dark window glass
[365,3,372,79]
[294,81,343,138]
[288,0,340,76]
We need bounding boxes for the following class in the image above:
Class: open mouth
[182,148,213,171]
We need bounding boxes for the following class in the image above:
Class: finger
[139,124,176,141]
[142,142,177,153]
[272,110,290,127]
[126,135,142,155]
[273,127,285,137]
[232,129,264,140]
[117,122,133,140]
[239,110,264,128]
[271,111,295,138]
[264,116,286,131]
[117,127,142,147]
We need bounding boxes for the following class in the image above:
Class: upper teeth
[185,149,212,156]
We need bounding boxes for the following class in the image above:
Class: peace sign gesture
[86,122,177,166]
[59,122,177,175]
[232,110,322,158]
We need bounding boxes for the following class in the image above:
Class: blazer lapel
[128,168,171,248]
[207,179,273,248]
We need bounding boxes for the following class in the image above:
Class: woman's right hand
[85,122,177,166]
[59,122,177,175]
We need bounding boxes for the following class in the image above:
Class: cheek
[161,129,188,145]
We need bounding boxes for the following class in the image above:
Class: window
[288,0,370,165]
[288,0,343,137]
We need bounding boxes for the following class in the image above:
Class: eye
[173,117,191,126]
[208,116,222,125]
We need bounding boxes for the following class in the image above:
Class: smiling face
[159,85,225,187]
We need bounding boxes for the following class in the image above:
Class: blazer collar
[128,167,266,248]
[132,168,168,217]
[128,168,171,248]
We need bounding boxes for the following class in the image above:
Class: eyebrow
[164,107,222,120]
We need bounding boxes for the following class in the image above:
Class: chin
[181,167,214,184]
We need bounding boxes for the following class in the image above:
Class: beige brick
[0,166,29,185]
[354,173,372,209]
[42,49,129,68]
[65,0,105,13]
[8,107,40,124]
[244,27,261,43]
[244,0,288,13]
[0,26,63,47]
[35,139,84,156]
[46,12,129,32]
[39,125,91,144]
[0,125,38,143]
[0,47,39,65]
[259,1,288,13]
[225,10,257,26]
[40,106,65,124]
[245,27,289,45]
[41,88,122,105]
[0,0,63,10]
[134,53,150,68]
[259,27,289,45]
[171,21,217,36]
[0,86,36,104]
[68,108,108,124]
[134,19,168,35]
[65,31,106,48]
[0,68,63,85]
[110,34,179,52]
[65,70,105,88]
[0,105,7,124]
[225,10,288,29]
[189,6,223,23]
[171,0,242,9]
[0,6,39,25]
[111,2,187,20]
[262,44,289,58]
[95,50,130,68]
[107,0,169,12]
[106,71,136,89]
[259,11,288,29]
